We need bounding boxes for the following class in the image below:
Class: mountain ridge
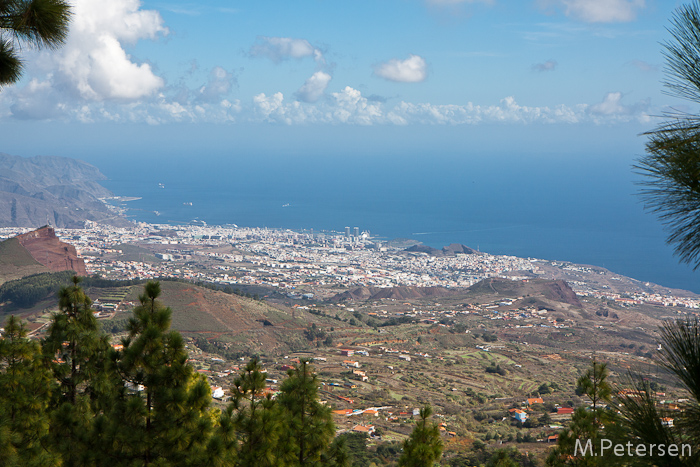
[0,152,130,228]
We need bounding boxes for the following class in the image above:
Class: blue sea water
[93,151,700,294]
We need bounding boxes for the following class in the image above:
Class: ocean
[93,151,700,294]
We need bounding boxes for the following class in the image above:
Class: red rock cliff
[16,226,86,276]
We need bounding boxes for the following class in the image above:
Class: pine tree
[0,315,59,466]
[42,276,106,466]
[546,360,615,466]
[397,405,443,467]
[276,359,335,467]
[43,276,103,403]
[0,0,71,85]
[231,358,281,467]
[636,1,700,268]
[100,281,214,466]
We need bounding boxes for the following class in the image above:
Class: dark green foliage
[486,363,507,376]
[79,275,146,288]
[482,332,498,342]
[42,276,108,466]
[277,359,336,466]
[304,323,327,342]
[635,1,700,268]
[397,405,443,467]
[231,358,280,467]
[0,315,58,466]
[104,281,214,466]
[332,433,368,467]
[614,317,700,466]
[0,0,71,85]
[0,280,370,465]
[43,276,103,403]
[486,448,537,467]
[547,361,614,466]
[0,270,75,308]
[615,378,686,466]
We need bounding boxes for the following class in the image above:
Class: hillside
[330,286,462,302]
[0,152,130,228]
[117,281,348,354]
[0,237,48,284]
[466,277,582,308]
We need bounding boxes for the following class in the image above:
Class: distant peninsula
[0,152,131,228]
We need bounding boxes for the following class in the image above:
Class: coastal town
[1,222,698,311]
[2,222,698,463]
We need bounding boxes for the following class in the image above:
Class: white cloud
[542,0,645,23]
[588,91,650,122]
[56,0,166,100]
[329,87,383,125]
[196,67,236,103]
[295,71,332,103]
[6,0,167,118]
[250,37,324,63]
[533,60,558,72]
[246,88,649,126]
[374,55,428,83]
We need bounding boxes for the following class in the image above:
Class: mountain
[0,152,130,228]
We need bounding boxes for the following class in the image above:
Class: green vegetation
[0,271,75,308]
[397,406,443,467]
[636,1,700,268]
[0,0,72,86]
[1,279,450,466]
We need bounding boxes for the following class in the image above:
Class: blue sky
[0,0,690,133]
[4,0,700,291]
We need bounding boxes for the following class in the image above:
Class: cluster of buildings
[2,222,700,310]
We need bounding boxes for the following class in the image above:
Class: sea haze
[95,151,700,294]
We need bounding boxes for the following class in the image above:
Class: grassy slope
[0,237,48,285]
[121,281,349,354]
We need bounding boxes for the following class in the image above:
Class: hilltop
[0,226,86,284]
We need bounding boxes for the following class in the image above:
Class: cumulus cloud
[295,71,332,103]
[246,88,649,126]
[55,0,166,100]
[249,37,324,63]
[588,91,650,122]
[5,0,167,119]
[540,0,645,23]
[533,60,558,72]
[374,55,428,83]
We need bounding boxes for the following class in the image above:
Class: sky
[3,0,700,292]
[0,0,692,134]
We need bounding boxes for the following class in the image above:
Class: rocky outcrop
[16,226,86,276]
